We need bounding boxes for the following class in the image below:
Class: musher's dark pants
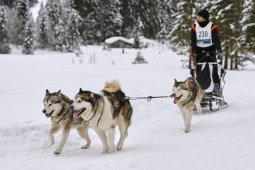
[195,52,220,85]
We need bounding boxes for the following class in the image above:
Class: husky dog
[42,90,91,155]
[171,77,205,133]
[71,80,133,153]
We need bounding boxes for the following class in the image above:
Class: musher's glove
[190,51,197,58]
[217,53,223,60]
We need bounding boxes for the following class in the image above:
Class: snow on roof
[105,37,134,45]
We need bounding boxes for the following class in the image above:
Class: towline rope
[126,95,172,101]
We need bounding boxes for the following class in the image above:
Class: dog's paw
[102,149,110,154]
[117,143,123,150]
[81,144,90,149]
[109,147,116,152]
[185,130,190,133]
[54,149,61,155]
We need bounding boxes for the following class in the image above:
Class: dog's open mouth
[45,110,54,118]
[174,95,182,104]
[72,108,86,122]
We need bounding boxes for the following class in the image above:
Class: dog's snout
[42,109,46,113]
[70,106,74,110]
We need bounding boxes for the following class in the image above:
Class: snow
[0,44,255,170]
[105,36,134,45]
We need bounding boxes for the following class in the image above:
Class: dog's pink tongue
[174,97,178,104]
[73,112,79,122]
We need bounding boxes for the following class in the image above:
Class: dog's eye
[55,100,61,103]
[49,104,52,107]
[77,100,81,103]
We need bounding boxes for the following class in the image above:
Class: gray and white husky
[171,77,205,133]
[42,90,91,155]
[71,80,133,153]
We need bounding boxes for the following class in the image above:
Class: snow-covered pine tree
[0,7,10,54]
[46,0,64,51]
[241,0,255,53]
[119,0,137,38]
[156,26,168,44]
[36,2,49,49]
[22,15,35,54]
[208,0,243,70]
[169,0,196,52]
[132,16,143,48]
[54,19,66,51]
[0,0,38,8]
[13,0,29,45]
[157,0,176,36]
[134,0,161,39]
[101,0,122,40]
[63,0,82,52]
[94,0,122,42]
[73,0,97,44]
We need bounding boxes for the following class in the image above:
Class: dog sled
[190,51,228,112]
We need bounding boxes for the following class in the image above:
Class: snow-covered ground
[0,44,255,170]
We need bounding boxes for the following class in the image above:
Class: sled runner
[190,51,228,112]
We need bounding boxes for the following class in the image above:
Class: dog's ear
[90,93,94,106]
[187,78,195,88]
[90,93,94,98]
[79,88,83,93]
[174,79,177,83]
[57,90,61,96]
[46,89,50,94]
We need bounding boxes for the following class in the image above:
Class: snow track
[0,45,255,169]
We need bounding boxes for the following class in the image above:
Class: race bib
[195,21,213,47]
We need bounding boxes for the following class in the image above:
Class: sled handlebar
[196,62,220,65]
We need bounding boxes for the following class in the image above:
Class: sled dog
[42,90,91,155]
[71,80,133,153]
[171,77,205,133]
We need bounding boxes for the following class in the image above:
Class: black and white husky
[42,90,91,155]
[171,78,205,133]
[71,80,133,153]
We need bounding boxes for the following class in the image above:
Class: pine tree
[36,3,49,49]
[169,0,196,51]
[241,0,255,53]
[13,0,29,45]
[54,19,66,51]
[93,0,122,42]
[119,0,137,38]
[46,0,63,51]
[64,2,82,52]
[157,0,177,35]
[0,7,10,54]
[134,0,161,39]
[208,0,244,70]
[101,0,122,40]
[73,0,99,44]
[0,0,38,8]
[132,17,143,48]
[22,16,35,54]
